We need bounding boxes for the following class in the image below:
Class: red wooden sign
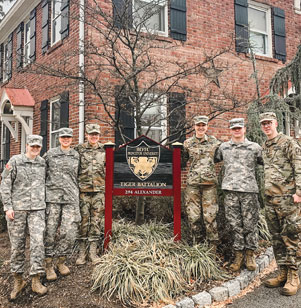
[104,136,182,250]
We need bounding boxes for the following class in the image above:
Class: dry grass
[92,221,227,306]
[258,209,271,242]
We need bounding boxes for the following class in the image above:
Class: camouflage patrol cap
[86,123,100,134]
[58,127,73,137]
[259,112,277,123]
[193,115,209,125]
[229,118,244,129]
[27,135,43,147]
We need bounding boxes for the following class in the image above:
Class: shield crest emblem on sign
[126,141,160,181]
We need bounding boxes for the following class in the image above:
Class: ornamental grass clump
[258,209,271,242]
[92,220,226,306]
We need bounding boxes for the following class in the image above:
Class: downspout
[78,0,85,143]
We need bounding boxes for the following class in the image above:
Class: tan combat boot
[229,250,244,272]
[89,242,102,265]
[245,249,256,271]
[281,268,300,296]
[10,273,27,300]
[57,256,70,276]
[264,266,287,288]
[76,241,87,265]
[31,274,47,295]
[45,257,57,281]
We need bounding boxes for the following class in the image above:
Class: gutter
[78,0,85,143]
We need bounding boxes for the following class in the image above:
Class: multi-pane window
[133,0,168,36]
[50,99,61,148]
[136,94,167,143]
[24,19,31,66]
[51,0,62,44]
[248,1,272,56]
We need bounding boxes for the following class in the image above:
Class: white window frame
[133,0,168,37]
[295,0,301,14]
[51,0,62,45]
[21,117,31,153]
[134,94,167,143]
[2,40,9,82]
[23,18,31,67]
[248,1,272,57]
[49,96,61,148]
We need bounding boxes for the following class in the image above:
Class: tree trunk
[135,196,145,225]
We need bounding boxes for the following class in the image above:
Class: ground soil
[0,232,121,308]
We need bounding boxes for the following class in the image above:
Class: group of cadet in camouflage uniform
[0,123,105,300]
[1,111,300,300]
[183,112,301,296]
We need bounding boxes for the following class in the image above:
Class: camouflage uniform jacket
[262,133,301,197]
[44,147,80,204]
[182,134,221,186]
[0,154,46,211]
[215,139,262,193]
[75,142,105,192]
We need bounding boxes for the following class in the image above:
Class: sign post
[104,136,182,250]
[104,142,115,250]
[172,142,182,241]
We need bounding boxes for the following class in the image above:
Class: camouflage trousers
[7,210,45,276]
[224,191,259,251]
[185,184,219,243]
[45,203,80,257]
[265,195,301,270]
[78,192,105,242]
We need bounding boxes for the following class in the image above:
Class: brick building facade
[0,0,300,169]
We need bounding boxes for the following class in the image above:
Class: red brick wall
[0,0,300,159]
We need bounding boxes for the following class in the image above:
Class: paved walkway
[229,277,301,308]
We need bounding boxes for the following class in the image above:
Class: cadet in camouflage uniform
[75,123,105,265]
[182,115,221,251]
[260,112,301,296]
[215,118,262,272]
[0,135,47,299]
[44,128,80,281]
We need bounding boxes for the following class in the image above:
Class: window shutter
[2,126,11,164]
[60,0,70,39]
[113,0,132,29]
[40,100,49,156]
[7,33,13,80]
[42,0,50,53]
[115,91,134,147]
[29,8,36,61]
[170,0,187,41]
[16,22,24,69]
[60,91,69,127]
[5,127,11,162]
[0,44,3,82]
[168,92,186,143]
[273,7,286,63]
[234,0,249,53]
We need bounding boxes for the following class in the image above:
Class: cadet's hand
[6,210,14,220]
[293,194,301,203]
